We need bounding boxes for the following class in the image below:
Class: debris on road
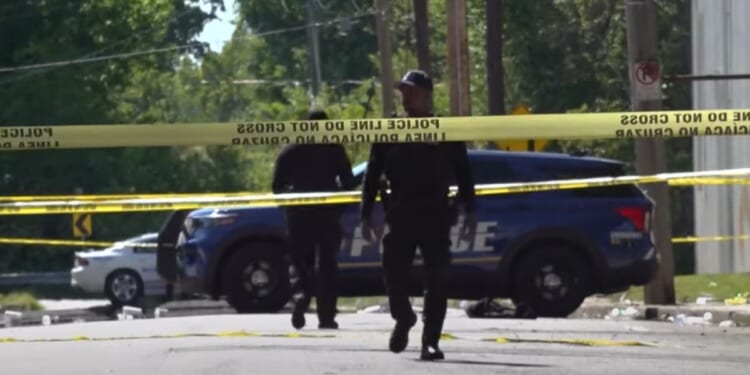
[724,293,749,306]
[463,298,537,319]
[606,306,640,320]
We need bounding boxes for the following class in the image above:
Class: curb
[572,301,750,326]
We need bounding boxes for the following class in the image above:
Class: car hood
[188,205,279,218]
[76,247,124,258]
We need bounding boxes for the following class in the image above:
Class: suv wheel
[512,246,592,318]
[221,242,291,313]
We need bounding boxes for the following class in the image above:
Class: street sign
[494,105,548,152]
[633,60,662,101]
[73,213,92,238]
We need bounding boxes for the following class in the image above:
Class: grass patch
[0,285,99,300]
[609,273,750,303]
[0,292,42,311]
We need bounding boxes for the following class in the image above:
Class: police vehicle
[157,149,658,318]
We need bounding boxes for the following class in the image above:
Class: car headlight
[183,217,198,236]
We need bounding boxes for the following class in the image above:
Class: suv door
[157,210,191,286]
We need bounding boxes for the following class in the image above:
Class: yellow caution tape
[671,235,750,244]
[1,234,748,249]
[1,176,745,203]
[725,296,748,305]
[2,109,750,151]
[1,167,749,215]
[668,177,750,186]
[0,191,265,203]
[0,237,156,248]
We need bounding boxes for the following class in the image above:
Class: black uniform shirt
[360,140,476,220]
[272,144,354,194]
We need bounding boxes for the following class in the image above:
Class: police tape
[0,237,156,248]
[0,329,654,347]
[1,167,749,215]
[1,233,747,249]
[671,235,750,244]
[1,175,748,204]
[668,177,750,186]
[3,108,750,151]
[0,191,265,203]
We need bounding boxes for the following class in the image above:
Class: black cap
[308,109,328,120]
[397,69,433,91]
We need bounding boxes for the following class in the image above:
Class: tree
[0,0,234,272]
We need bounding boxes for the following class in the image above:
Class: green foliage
[0,0,695,273]
[0,0,231,272]
[0,291,42,311]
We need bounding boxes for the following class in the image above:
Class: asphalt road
[1,311,749,375]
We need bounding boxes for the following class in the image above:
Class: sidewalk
[572,297,750,326]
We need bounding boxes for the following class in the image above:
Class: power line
[0,10,379,74]
[230,10,376,41]
[0,6,211,84]
[0,44,203,73]
[200,78,377,86]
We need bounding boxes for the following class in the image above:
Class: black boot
[318,320,339,329]
[291,309,306,330]
[421,318,446,361]
[389,312,417,353]
[291,295,309,330]
[420,343,445,361]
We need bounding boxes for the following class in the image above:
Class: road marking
[0,330,656,347]
[0,331,335,343]
[486,337,656,347]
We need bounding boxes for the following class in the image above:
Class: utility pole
[306,0,323,101]
[375,0,395,116]
[626,0,676,305]
[446,0,471,116]
[413,0,432,76]
[486,0,504,150]
[486,0,505,116]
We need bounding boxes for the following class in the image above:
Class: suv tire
[221,242,291,313]
[511,246,592,318]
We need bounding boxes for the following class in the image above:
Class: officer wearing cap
[272,109,355,330]
[359,69,477,360]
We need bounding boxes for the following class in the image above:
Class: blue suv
[156,149,658,318]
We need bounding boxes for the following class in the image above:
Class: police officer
[272,109,355,330]
[359,69,477,360]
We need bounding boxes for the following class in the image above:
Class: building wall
[692,0,750,274]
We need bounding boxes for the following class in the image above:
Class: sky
[197,0,238,52]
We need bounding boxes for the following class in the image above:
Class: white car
[71,232,168,306]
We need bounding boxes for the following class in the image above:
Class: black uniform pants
[382,208,453,346]
[286,208,341,322]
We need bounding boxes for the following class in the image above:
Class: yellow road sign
[73,213,92,237]
[495,105,549,152]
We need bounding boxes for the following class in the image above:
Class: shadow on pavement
[411,358,552,368]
